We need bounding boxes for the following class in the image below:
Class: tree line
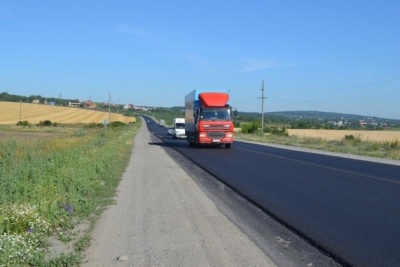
[0,92,79,106]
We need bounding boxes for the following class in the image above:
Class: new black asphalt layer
[163,141,341,267]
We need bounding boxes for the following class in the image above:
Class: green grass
[0,120,141,266]
[235,131,400,160]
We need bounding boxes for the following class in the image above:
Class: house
[133,105,150,111]
[124,104,134,110]
[69,102,82,107]
[32,99,40,104]
[84,100,97,109]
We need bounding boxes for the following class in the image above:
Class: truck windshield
[200,108,231,121]
[175,123,185,129]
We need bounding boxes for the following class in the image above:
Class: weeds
[0,204,49,266]
[236,131,400,160]
[0,120,140,266]
[383,138,399,149]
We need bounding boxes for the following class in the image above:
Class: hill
[0,101,136,124]
[267,111,398,122]
[237,110,400,128]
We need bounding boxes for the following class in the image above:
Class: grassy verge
[0,120,141,266]
[235,132,400,160]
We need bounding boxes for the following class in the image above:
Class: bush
[16,121,30,126]
[37,120,53,127]
[343,134,362,144]
[84,123,103,129]
[271,127,288,136]
[110,121,126,127]
[241,121,259,134]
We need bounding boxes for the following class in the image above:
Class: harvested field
[0,131,66,140]
[0,101,135,124]
[287,129,400,142]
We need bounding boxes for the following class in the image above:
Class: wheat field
[0,101,136,124]
[287,129,400,142]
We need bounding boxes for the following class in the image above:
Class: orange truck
[185,90,235,148]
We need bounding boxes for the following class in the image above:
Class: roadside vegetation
[0,119,140,266]
[144,108,399,160]
[235,127,400,160]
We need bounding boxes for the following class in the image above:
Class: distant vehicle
[172,118,186,139]
[167,127,173,135]
[185,90,235,148]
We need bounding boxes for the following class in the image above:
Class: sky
[1,1,399,119]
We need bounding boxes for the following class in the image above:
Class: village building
[84,100,97,109]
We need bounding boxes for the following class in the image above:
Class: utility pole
[20,99,22,122]
[108,91,111,123]
[258,80,267,133]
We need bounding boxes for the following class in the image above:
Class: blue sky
[1,1,399,119]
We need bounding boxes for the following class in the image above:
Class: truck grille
[208,124,229,130]
[207,132,225,139]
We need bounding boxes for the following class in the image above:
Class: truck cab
[185,91,235,148]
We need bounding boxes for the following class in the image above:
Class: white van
[172,118,186,139]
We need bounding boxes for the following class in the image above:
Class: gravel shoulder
[82,120,276,266]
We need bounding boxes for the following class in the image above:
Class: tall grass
[0,121,140,266]
[235,132,400,160]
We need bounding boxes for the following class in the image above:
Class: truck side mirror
[233,110,239,117]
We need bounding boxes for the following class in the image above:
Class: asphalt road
[146,117,400,267]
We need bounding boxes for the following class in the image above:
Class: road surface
[82,119,277,267]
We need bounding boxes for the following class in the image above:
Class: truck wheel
[194,140,200,148]
[189,139,194,147]
[225,143,231,149]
